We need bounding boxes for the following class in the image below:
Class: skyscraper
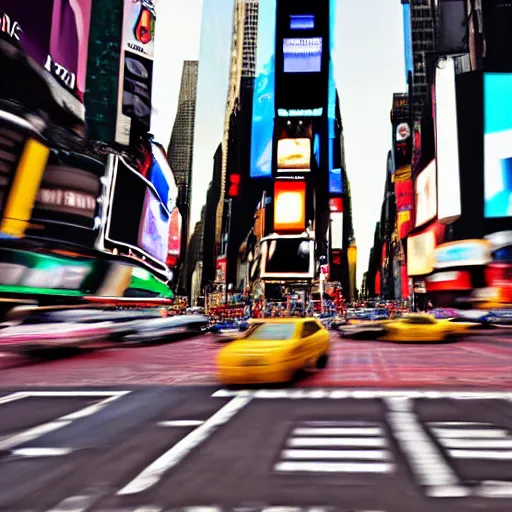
[168,60,199,244]
[215,0,259,245]
[401,0,436,118]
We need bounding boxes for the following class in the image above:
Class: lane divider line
[157,420,205,428]
[117,395,252,495]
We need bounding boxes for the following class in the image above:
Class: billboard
[250,0,277,178]
[115,0,156,145]
[484,73,512,218]
[391,94,411,182]
[395,178,413,239]
[283,37,322,73]
[434,240,492,269]
[415,160,437,228]
[435,56,461,224]
[260,235,315,279]
[289,14,315,30]
[274,180,306,232]
[402,1,413,82]
[168,207,182,259]
[0,1,92,115]
[330,212,343,250]
[407,229,436,276]
[277,138,311,170]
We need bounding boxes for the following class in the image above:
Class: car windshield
[246,323,296,341]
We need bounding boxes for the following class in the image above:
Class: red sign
[426,271,472,292]
[486,263,512,303]
[329,198,343,213]
[168,208,182,258]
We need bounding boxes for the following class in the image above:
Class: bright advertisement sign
[434,240,492,270]
[484,73,512,218]
[330,212,343,250]
[277,138,311,170]
[115,0,156,145]
[402,1,413,82]
[426,271,473,292]
[435,56,461,224]
[485,263,512,303]
[0,1,92,112]
[415,160,437,228]
[250,0,277,178]
[329,198,343,213]
[283,37,322,73]
[260,236,315,279]
[137,187,170,264]
[274,180,306,232]
[168,207,182,259]
[407,229,436,276]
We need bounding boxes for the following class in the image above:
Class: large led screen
[138,188,170,264]
[283,37,322,73]
[290,14,315,30]
[415,160,437,228]
[249,0,277,178]
[260,237,315,279]
[330,212,343,250]
[484,73,512,218]
[407,229,436,276]
[277,138,311,170]
[274,181,306,232]
[435,56,461,224]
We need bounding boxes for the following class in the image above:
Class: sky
[151,0,406,287]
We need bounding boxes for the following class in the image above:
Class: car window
[246,323,296,341]
[402,316,436,325]
[302,321,321,338]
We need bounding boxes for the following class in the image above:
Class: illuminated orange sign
[274,181,306,232]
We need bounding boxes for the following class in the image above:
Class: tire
[316,354,329,369]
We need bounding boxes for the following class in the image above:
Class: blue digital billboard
[250,0,277,179]
[283,37,323,73]
[290,14,315,30]
[327,0,341,194]
[402,2,413,82]
[484,73,512,218]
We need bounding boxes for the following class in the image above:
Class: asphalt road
[3,387,512,511]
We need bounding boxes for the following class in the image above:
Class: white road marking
[0,392,27,405]
[213,388,512,400]
[282,449,390,460]
[19,391,129,398]
[288,437,387,448]
[12,447,72,457]
[293,427,383,436]
[440,438,512,449]
[385,397,469,498]
[476,481,512,498]
[432,427,509,438]
[449,449,512,460]
[158,420,205,427]
[117,395,252,495]
[429,421,493,427]
[275,461,394,473]
[48,492,98,512]
[0,392,129,450]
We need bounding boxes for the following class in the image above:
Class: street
[1,330,512,511]
[1,329,512,388]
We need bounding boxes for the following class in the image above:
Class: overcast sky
[151,0,406,286]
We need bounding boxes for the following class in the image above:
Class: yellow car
[217,318,330,385]
[378,314,475,342]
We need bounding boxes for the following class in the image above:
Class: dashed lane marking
[157,420,205,427]
[12,447,73,457]
[117,395,252,495]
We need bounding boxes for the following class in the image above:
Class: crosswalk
[275,421,394,474]
[429,421,512,461]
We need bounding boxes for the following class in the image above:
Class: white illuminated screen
[275,190,304,225]
[277,138,311,169]
[330,212,343,250]
[407,229,436,276]
[435,56,461,224]
[415,160,437,228]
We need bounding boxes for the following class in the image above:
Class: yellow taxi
[217,317,330,385]
[378,314,476,342]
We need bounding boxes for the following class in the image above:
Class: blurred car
[340,314,475,342]
[121,314,209,343]
[0,322,114,353]
[209,319,250,336]
[379,314,475,342]
[217,318,330,385]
